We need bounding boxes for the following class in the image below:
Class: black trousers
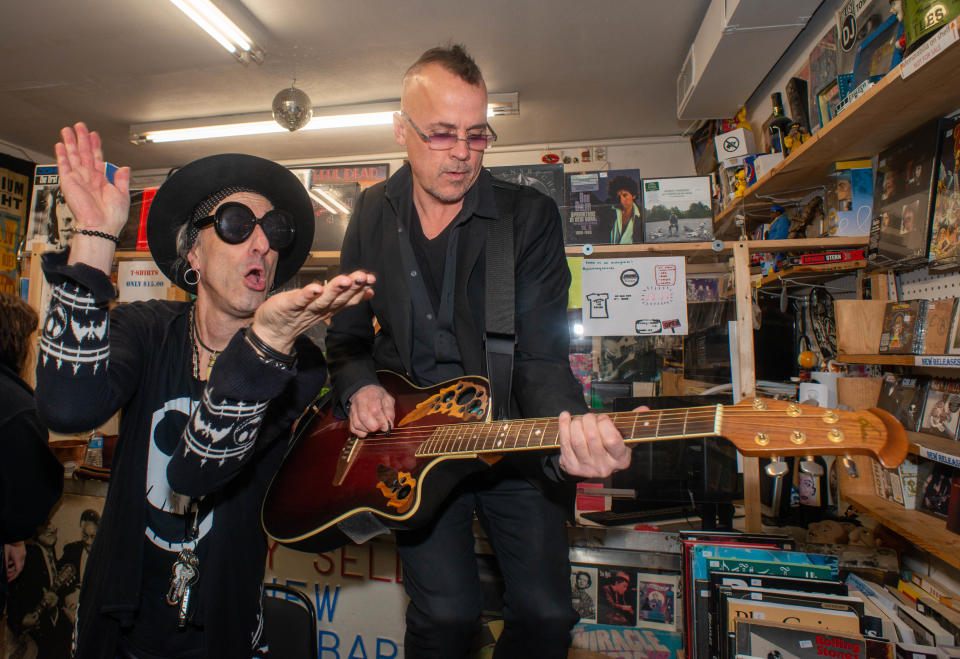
[397,465,577,659]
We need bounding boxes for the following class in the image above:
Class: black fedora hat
[147,153,314,294]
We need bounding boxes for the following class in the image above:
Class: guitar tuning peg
[799,457,824,476]
[764,457,789,478]
[841,455,859,478]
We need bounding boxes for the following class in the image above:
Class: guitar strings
[318,406,865,451]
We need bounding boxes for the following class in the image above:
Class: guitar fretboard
[415,405,722,456]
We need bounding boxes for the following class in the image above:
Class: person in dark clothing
[0,291,64,619]
[326,44,632,658]
[59,508,99,591]
[6,521,75,657]
[33,122,374,658]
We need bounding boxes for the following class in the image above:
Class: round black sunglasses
[194,202,296,252]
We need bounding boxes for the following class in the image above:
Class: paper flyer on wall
[117,259,170,302]
[0,167,30,295]
[580,256,687,336]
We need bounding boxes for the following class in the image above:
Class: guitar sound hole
[397,484,411,499]
[457,387,477,405]
[442,390,455,403]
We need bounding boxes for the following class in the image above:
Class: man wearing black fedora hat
[326,44,632,658]
[33,122,374,657]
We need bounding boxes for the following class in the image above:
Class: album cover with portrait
[871,119,942,266]
[596,567,638,627]
[25,164,74,252]
[562,169,642,245]
[877,374,927,432]
[918,379,960,440]
[919,460,956,518]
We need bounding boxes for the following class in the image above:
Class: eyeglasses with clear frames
[401,112,497,151]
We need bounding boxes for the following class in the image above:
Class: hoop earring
[184,268,201,286]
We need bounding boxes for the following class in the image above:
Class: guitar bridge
[333,436,360,486]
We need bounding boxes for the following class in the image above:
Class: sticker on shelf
[900,17,960,79]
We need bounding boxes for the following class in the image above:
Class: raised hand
[55,122,130,236]
[251,270,375,354]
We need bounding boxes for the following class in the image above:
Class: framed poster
[287,163,389,252]
[641,176,712,243]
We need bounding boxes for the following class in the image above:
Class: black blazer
[327,166,587,482]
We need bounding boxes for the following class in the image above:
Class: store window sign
[266,540,406,657]
[581,257,688,337]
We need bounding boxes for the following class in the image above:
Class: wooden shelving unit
[908,431,960,467]
[836,353,960,367]
[714,34,960,237]
[843,491,960,569]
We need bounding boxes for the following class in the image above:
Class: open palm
[55,122,131,235]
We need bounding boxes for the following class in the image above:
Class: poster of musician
[5,495,103,659]
[24,166,76,253]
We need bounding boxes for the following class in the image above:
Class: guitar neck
[416,406,721,457]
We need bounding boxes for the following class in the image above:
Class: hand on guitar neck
[349,383,635,479]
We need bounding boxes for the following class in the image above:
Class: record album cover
[642,176,713,243]
[808,27,839,133]
[563,169,642,245]
[877,374,927,432]
[878,300,924,354]
[488,163,564,211]
[872,119,942,266]
[919,298,957,354]
[928,117,960,271]
[918,379,960,439]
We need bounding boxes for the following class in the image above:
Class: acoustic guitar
[262,371,907,553]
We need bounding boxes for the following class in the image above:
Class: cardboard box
[714,127,756,167]
[835,299,887,355]
[753,152,784,180]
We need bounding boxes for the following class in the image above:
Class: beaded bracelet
[76,228,120,246]
[244,326,296,369]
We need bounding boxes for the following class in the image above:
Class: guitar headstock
[721,398,908,468]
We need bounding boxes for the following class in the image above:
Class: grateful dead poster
[288,164,389,252]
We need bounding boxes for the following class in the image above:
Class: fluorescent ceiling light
[130,93,520,144]
[168,0,264,64]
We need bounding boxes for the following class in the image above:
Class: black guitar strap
[486,182,518,421]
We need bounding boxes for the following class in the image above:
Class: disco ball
[272,85,313,132]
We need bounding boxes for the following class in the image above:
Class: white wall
[129,135,696,189]
[0,139,50,165]
[743,0,844,142]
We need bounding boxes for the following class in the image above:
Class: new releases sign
[265,538,407,658]
[581,257,687,336]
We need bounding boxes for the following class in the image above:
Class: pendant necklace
[189,306,220,380]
